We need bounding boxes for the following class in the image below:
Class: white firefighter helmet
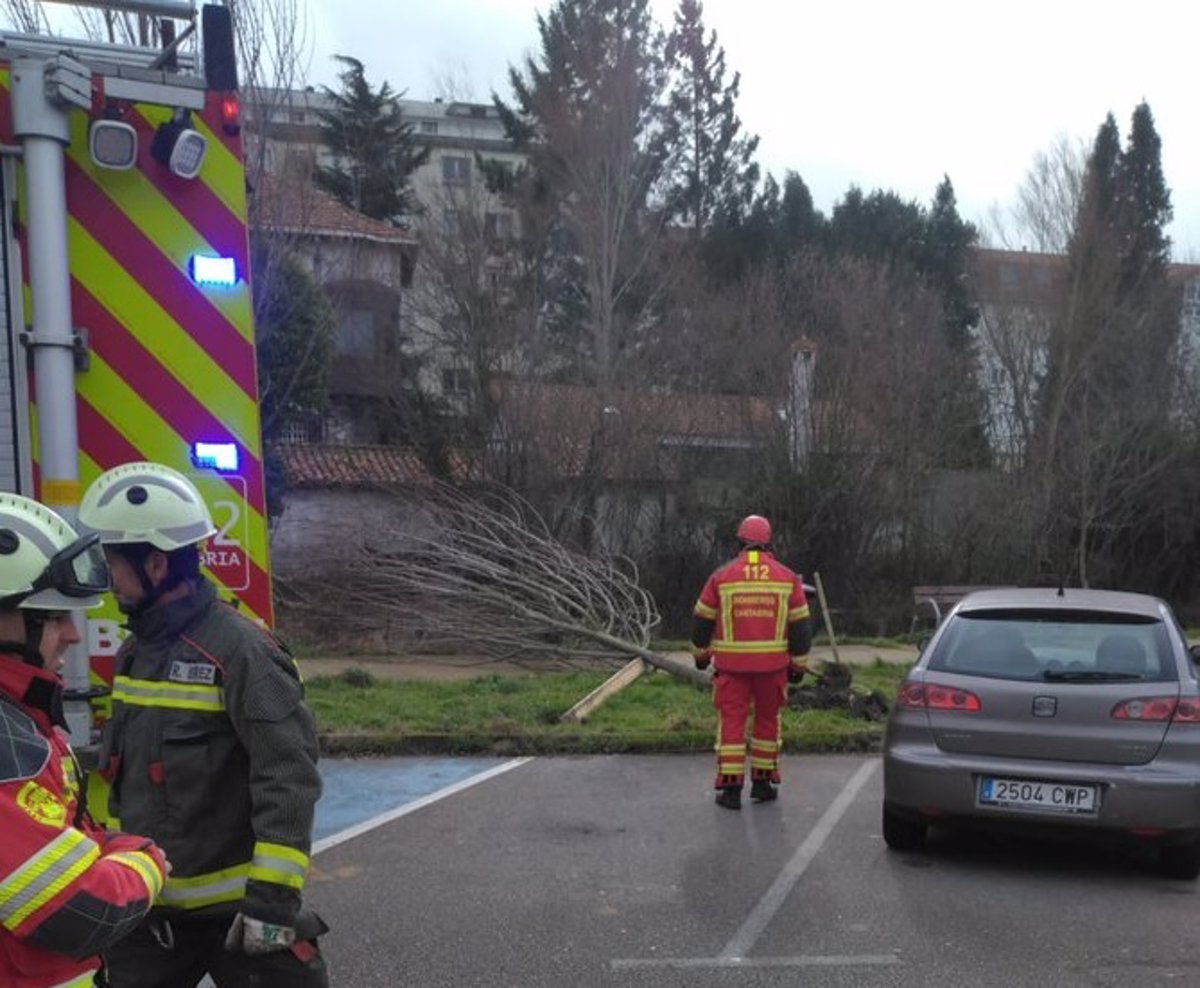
[78,461,216,552]
[0,493,109,610]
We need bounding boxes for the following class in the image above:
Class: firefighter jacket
[97,578,322,928]
[0,656,165,987]
[690,549,811,673]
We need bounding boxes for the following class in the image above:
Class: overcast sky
[306,1,1198,258]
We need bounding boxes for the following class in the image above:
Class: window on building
[420,120,439,135]
[442,368,472,396]
[1184,278,1200,311]
[442,155,471,185]
[443,210,462,237]
[279,418,320,443]
[335,308,376,356]
[487,269,504,297]
[484,212,513,240]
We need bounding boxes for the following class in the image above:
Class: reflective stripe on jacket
[692,549,811,673]
[0,658,165,987]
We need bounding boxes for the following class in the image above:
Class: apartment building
[244,87,525,441]
[970,248,1200,467]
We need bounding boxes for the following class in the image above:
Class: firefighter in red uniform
[0,493,167,987]
[690,514,812,809]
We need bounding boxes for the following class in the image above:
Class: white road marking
[312,756,534,854]
[612,954,900,970]
[718,758,879,960]
[614,758,883,972]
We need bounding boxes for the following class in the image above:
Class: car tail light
[1111,696,1200,723]
[898,682,981,712]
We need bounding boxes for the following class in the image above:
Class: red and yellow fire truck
[0,1,270,739]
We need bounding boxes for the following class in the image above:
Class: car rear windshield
[927,609,1176,683]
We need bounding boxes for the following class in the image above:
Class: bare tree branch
[331,482,709,687]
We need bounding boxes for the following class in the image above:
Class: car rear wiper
[1042,670,1142,682]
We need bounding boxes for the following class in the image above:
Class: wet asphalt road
[305,753,1200,987]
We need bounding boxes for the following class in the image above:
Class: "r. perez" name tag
[168,661,218,685]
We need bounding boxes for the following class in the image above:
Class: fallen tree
[342,483,710,689]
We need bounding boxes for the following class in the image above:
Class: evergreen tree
[828,187,926,262]
[701,171,825,284]
[1066,113,1121,268]
[1055,106,1175,411]
[252,245,335,518]
[828,181,979,347]
[1115,101,1172,293]
[494,0,671,388]
[315,55,430,223]
[254,247,335,439]
[826,182,987,467]
[700,173,780,284]
[923,176,980,347]
[663,0,759,237]
[774,172,823,255]
[921,178,988,467]
[1036,103,1181,587]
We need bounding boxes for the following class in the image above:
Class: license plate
[979,777,1097,814]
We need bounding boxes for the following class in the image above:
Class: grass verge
[307,659,913,757]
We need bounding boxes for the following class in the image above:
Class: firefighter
[690,514,812,810]
[0,492,167,987]
[78,462,329,988]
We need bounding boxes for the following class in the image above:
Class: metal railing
[42,0,196,17]
[0,31,197,72]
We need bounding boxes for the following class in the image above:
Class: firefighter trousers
[105,914,329,988]
[712,667,788,789]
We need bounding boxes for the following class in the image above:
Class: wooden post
[813,570,842,665]
[560,658,647,723]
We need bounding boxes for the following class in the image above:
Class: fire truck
[0,0,271,742]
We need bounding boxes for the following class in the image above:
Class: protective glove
[693,648,712,671]
[224,912,296,955]
[787,663,809,685]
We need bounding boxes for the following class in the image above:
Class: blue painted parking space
[313,756,510,842]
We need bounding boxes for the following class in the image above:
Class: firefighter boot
[751,779,779,803]
[715,786,742,810]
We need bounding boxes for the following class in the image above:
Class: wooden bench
[910,585,1003,630]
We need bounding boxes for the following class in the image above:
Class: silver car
[882,587,1200,878]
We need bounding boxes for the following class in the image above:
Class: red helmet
[736,514,772,546]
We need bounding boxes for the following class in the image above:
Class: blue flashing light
[192,441,239,472]
[189,254,238,287]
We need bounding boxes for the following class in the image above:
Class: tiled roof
[971,247,1200,305]
[494,380,777,439]
[278,443,439,489]
[489,381,780,481]
[250,173,417,245]
[277,382,781,489]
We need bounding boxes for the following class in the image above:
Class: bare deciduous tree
[0,0,46,33]
[985,134,1086,254]
[500,0,674,390]
[328,482,708,686]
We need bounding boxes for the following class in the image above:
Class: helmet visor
[23,533,111,608]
